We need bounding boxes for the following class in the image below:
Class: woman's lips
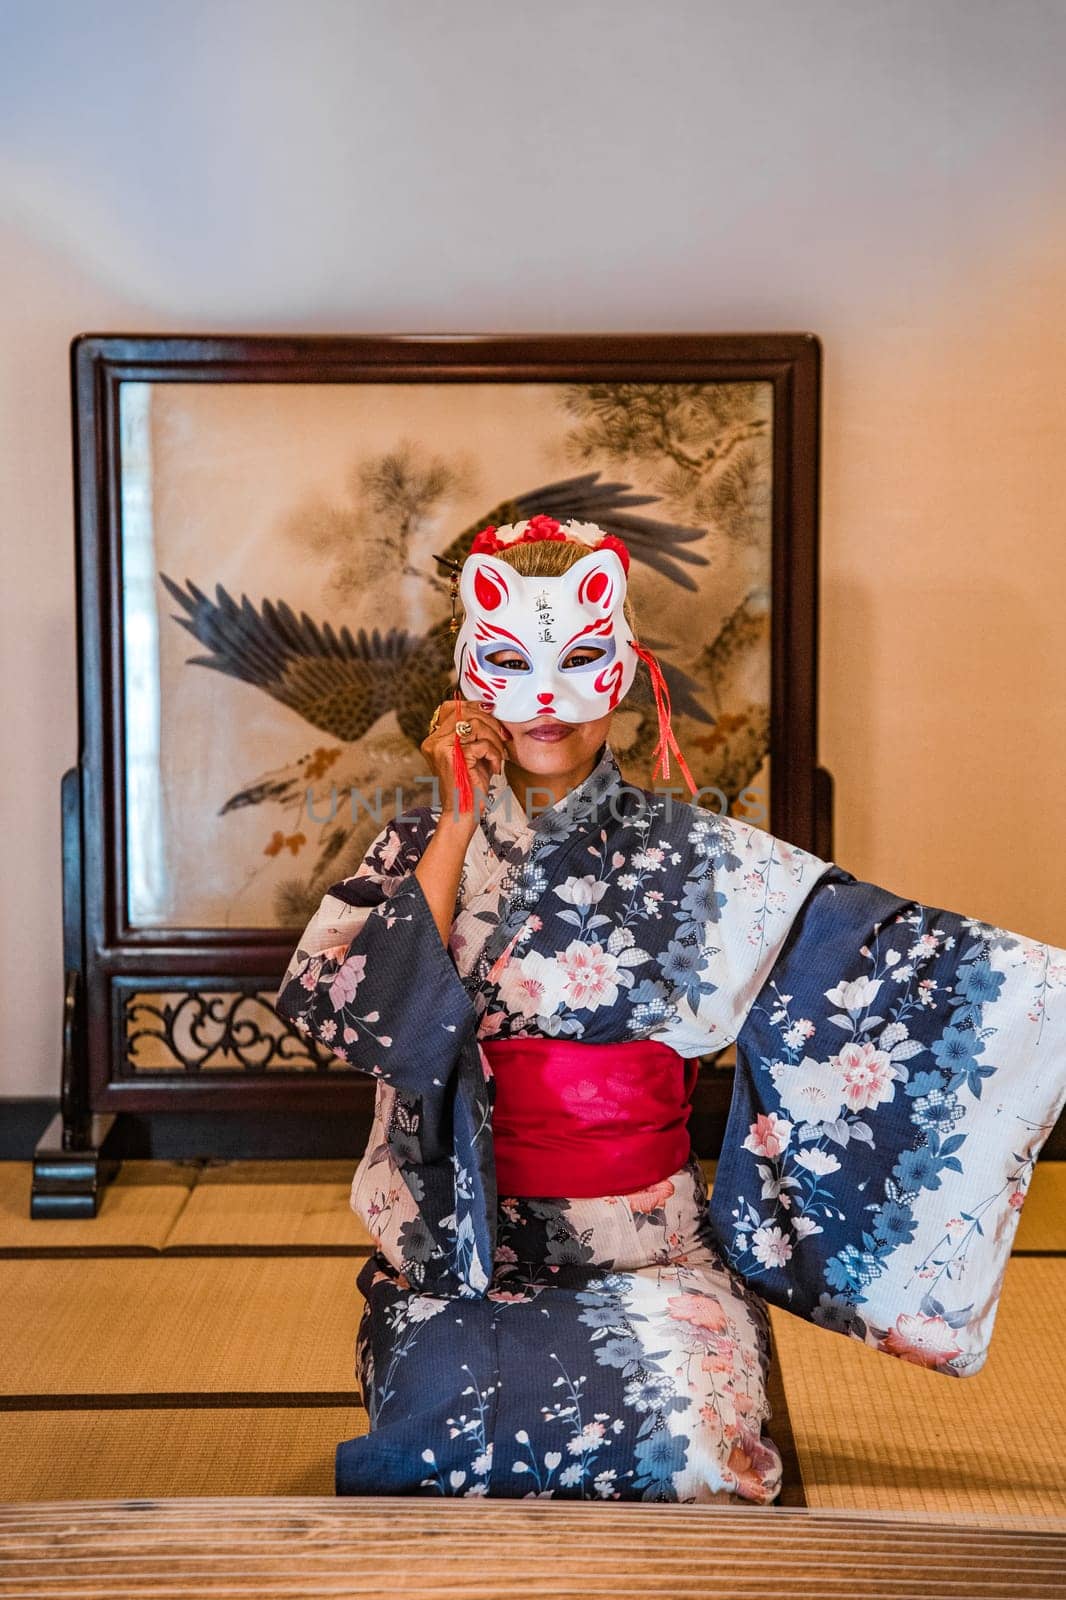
[525,722,573,742]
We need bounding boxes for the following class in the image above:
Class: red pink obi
[481,1036,698,1199]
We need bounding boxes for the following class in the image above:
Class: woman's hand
[415,695,511,947]
[420,695,510,821]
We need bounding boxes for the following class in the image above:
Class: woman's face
[454,550,636,723]
[498,707,614,780]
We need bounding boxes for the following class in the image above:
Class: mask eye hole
[484,648,531,671]
[560,646,607,669]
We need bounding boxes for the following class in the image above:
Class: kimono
[274,741,1066,1503]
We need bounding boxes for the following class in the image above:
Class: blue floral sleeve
[707,862,1066,1374]
[274,808,495,1295]
[274,809,475,1098]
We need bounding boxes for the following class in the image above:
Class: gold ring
[427,705,443,734]
[455,719,473,738]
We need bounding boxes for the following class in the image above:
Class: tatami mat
[1012,1160,1066,1251]
[770,1257,1066,1518]
[0,1257,364,1395]
[193,1160,362,1185]
[164,1176,372,1250]
[0,1405,367,1502]
[3,1159,1062,1253]
[0,1161,197,1252]
[2,1158,1063,1523]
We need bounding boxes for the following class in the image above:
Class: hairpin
[432,553,463,635]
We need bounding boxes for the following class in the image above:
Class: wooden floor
[1,1158,1064,1520]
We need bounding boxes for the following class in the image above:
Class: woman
[275,515,834,1502]
[278,514,1066,1503]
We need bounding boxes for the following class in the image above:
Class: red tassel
[630,642,698,797]
[451,689,474,813]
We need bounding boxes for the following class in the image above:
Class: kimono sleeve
[273,809,495,1298]
[273,808,476,1096]
[652,810,835,1056]
[706,857,1066,1378]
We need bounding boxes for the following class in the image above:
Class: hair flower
[595,533,631,573]
[469,523,501,554]
[521,514,564,543]
[467,515,630,570]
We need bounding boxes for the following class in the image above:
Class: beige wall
[1,1,1063,1096]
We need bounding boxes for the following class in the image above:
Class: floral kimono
[274,742,1066,1503]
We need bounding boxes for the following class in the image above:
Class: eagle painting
[159,471,768,923]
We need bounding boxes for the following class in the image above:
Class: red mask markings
[595,659,625,709]
[474,564,508,611]
[558,615,613,654]
[577,565,612,609]
[465,662,493,693]
[474,619,528,648]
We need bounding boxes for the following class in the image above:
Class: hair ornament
[468,516,631,572]
[431,552,463,635]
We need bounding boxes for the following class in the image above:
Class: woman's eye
[485,651,531,671]
[561,648,606,669]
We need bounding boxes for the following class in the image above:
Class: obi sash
[481,1036,698,1199]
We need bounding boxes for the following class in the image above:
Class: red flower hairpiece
[469,523,501,554]
[595,533,631,574]
[521,514,565,542]
[467,516,631,572]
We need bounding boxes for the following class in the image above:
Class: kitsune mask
[453,547,638,723]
